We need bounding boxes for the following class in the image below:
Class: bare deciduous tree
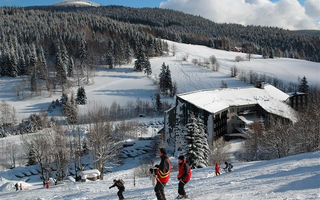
[243,117,263,161]
[52,124,70,182]
[209,137,229,165]
[87,107,121,180]
[22,132,53,182]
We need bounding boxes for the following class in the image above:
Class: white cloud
[160,0,320,30]
[305,0,320,18]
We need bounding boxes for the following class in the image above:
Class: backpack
[119,179,125,185]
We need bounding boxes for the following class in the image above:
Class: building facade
[164,84,297,155]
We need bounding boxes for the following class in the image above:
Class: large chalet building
[164,83,298,155]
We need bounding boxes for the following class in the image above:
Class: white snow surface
[0,151,319,199]
[178,84,297,122]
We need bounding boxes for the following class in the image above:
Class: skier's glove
[109,187,111,189]
[155,164,159,168]
[149,168,153,173]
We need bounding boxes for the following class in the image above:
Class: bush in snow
[76,87,87,105]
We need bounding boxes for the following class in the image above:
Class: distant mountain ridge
[295,30,320,37]
[29,6,319,62]
[52,0,100,7]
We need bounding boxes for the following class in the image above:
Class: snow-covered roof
[53,0,100,7]
[178,84,297,122]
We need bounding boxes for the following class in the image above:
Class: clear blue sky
[0,0,306,7]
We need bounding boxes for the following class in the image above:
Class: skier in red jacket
[215,162,221,176]
[176,155,191,199]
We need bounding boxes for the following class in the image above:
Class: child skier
[215,162,220,176]
[109,179,125,200]
[223,161,233,172]
[176,155,191,199]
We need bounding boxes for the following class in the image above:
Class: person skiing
[215,162,220,176]
[150,148,171,200]
[176,155,191,199]
[15,183,19,191]
[109,179,125,200]
[223,161,233,172]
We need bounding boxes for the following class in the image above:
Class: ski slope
[0,151,319,200]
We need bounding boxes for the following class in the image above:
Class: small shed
[80,169,100,182]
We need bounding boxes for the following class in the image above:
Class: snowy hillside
[165,40,320,86]
[52,0,100,7]
[0,40,319,121]
[0,151,319,200]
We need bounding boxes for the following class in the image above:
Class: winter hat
[178,155,185,161]
[160,148,167,155]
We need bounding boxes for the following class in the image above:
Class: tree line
[54,6,320,62]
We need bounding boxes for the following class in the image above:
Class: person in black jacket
[223,161,233,172]
[150,148,171,200]
[109,179,125,200]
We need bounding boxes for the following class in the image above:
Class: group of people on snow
[215,161,233,176]
[110,147,233,200]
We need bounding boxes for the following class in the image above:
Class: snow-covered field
[166,40,320,86]
[0,151,319,200]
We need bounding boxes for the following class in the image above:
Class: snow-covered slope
[166,40,320,86]
[0,151,319,199]
[0,40,318,121]
[52,0,100,7]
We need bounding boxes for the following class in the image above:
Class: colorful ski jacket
[156,155,171,183]
[178,161,191,182]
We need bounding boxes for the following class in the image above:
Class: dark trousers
[154,181,166,200]
[178,181,188,196]
[117,189,124,200]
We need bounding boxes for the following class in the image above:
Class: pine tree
[67,57,74,77]
[76,87,87,105]
[79,38,87,65]
[134,48,145,72]
[165,64,173,92]
[105,52,114,69]
[65,93,78,124]
[60,93,68,113]
[143,57,152,76]
[298,76,309,93]
[38,47,47,80]
[124,43,132,64]
[159,62,173,95]
[159,63,167,93]
[155,93,162,112]
[185,113,210,169]
[56,50,67,86]
[8,52,18,77]
[27,147,37,166]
